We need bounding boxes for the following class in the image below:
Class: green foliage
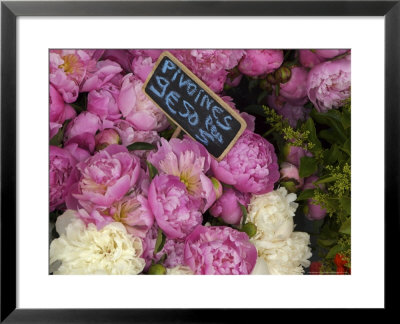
[49,120,70,147]
[154,228,166,255]
[127,142,156,151]
[238,201,247,227]
[262,97,351,274]
[299,156,318,178]
[146,161,159,180]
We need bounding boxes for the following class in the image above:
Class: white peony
[251,257,270,275]
[50,210,145,275]
[248,187,297,243]
[166,265,194,275]
[259,232,312,275]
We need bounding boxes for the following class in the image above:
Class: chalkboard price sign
[143,51,247,161]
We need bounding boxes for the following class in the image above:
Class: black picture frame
[1,0,398,321]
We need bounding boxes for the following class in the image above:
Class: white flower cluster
[50,210,145,275]
[166,265,194,275]
[248,187,312,275]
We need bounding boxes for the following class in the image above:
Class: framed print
[1,0,398,322]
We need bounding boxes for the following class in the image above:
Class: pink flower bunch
[171,50,245,93]
[238,50,283,77]
[148,136,216,212]
[211,130,280,195]
[148,174,202,240]
[49,146,78,211]
[307,57,351,112]
[68,145,142,210]
[184,225,257,275]
[210,188,251,225]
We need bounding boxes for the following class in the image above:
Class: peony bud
[148,264,166,275]
[283,144,312,168]
[304,201,327,221]
[95,129,121,151]
[241,222,257,238]
[210,177,223,200]
[303,176,327,221]
[275,66,291,84]
[280,162,303,190]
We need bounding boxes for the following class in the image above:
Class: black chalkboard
[143,52,247,160]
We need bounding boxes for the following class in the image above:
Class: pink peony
[211,130,279,194]
[148,137,215,211]
[80,59,122,92]
[49,50,96,103]
[129,49,163,61]
[279,67,309,105]
[238,50,283,77]
[87,82,121,121]
[141,225,186,270]
[171,50,245,93]
[131,55,155,82]
[298,50,326,69]
[148,174,202,239]
[64,111,102,141]
[118,74,169,131]
[49,84,76,139]
[101,49,134,72]
[314,49,349,59]
[210,188,251,225]
[49,146,77,211]
[307,57,351,112]
[64,143,91,163]
[147,175,202,240]
[108,193,154,238]
[184,225,257,275]
[69,145,141,211]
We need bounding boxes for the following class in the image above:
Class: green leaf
[49,120,70,147]
[299,156,318,178]
[341,109,351,129]
[296,189,315,201]
[314,175,337,185]
[127,142,156,151]
[311,109,347,143]
[304,118,321,151]
[326,244,345,259]
[341,138,351,156]
[238,201,247,226]
[324,144,340,164]
[340,197,351,216]
[317,238,337,248]
[339,218,351,235]
[319,129,339,144]
[154,228,166,254]
[146,161,158,180]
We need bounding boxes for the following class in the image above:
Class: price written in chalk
[143,52,246,160]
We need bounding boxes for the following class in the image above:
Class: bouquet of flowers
[49,49,351,275]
